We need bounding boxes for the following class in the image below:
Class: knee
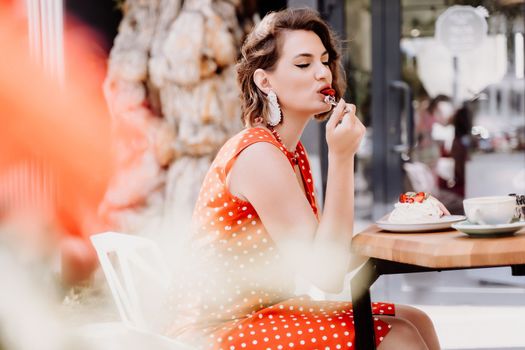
[379,318,427,350]
[391,318,421,339]
[396,305,434,327]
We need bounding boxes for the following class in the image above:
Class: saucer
[452,220,525,237]
[376,215,466,233]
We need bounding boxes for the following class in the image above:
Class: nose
[314,61,331,81]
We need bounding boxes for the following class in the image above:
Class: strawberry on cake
[388,192,443,224]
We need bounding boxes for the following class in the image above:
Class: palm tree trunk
[101,0,253,238]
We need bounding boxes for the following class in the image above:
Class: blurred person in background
[437,105,473,214]
[413,94,454,170]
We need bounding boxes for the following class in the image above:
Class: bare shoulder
[228,141,295,200]
[231,141,293,180]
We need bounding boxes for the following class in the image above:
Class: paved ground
[417,304,525,350]
[373,272,525,350]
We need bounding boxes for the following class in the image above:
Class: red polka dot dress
[166,127,394,349]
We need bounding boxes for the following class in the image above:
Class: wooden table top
[351,225,525,269]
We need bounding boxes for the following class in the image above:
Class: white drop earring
[266,90,282,126]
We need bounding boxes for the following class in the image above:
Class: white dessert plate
[451,220,525,237]
[376,215,466,233]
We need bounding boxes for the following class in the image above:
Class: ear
[253,68,272,94]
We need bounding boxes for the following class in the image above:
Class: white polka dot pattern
[211,298,394,349]
[166,128,394,349]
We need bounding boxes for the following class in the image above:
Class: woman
[167,8,440,350]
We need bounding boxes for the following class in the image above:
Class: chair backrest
[90,232,171,331]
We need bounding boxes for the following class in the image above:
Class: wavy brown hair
[236,7,346,126]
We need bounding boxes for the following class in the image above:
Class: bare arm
[228,99,366,292]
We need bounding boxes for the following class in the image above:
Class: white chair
[90,231,171,330]
[76,231,193,350]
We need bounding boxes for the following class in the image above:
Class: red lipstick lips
[320,88,335,96]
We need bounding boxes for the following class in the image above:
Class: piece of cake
[388,192,442,224]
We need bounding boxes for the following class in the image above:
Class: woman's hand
[325,98,366,161]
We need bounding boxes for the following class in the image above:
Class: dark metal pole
[371,0,403,218]
[351,259,380,350]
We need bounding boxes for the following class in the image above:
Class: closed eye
[295,64,310,69]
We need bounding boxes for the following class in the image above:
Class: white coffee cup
[463,196,516,225]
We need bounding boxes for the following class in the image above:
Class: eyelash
[295,62,330,69]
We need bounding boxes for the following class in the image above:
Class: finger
[341,111,353,127]
[326,98,346,129]
[347,104,357,122]
[337,105,353,126]
[345,103,356,116]
[353,118,365,133]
